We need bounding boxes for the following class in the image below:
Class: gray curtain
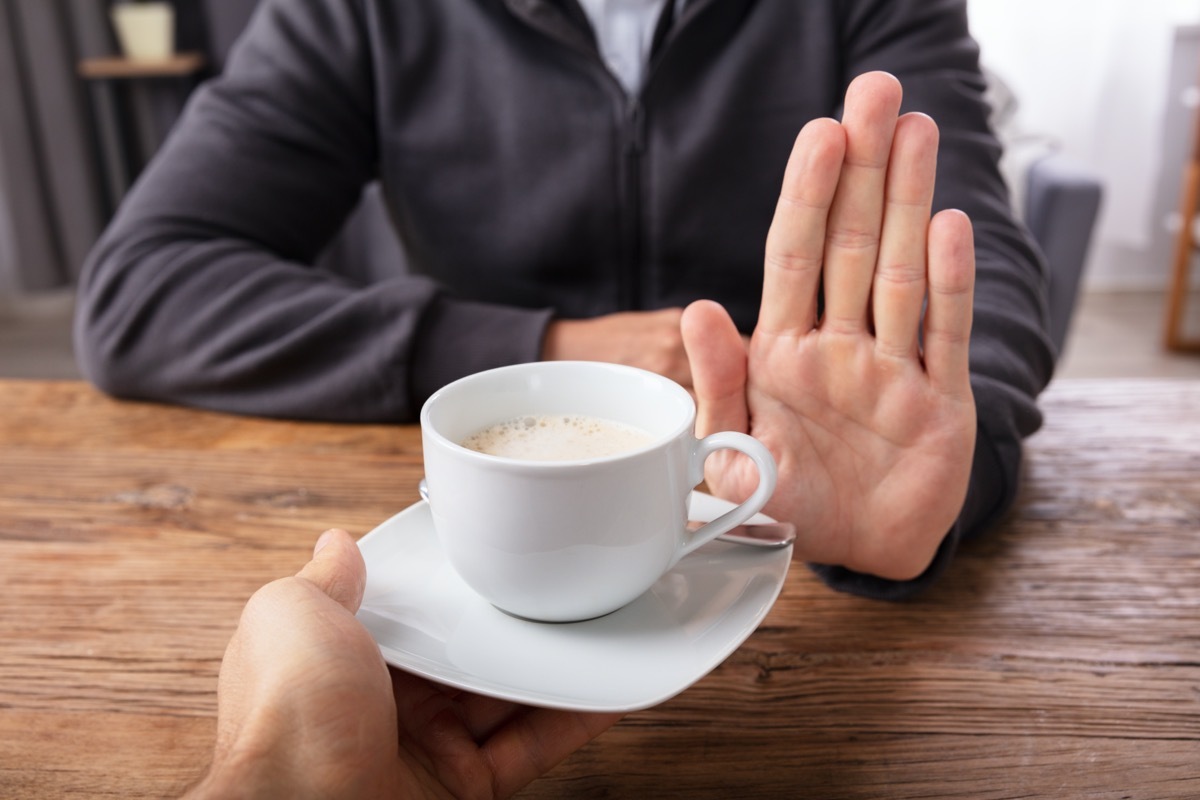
[0,0,404,295]
[0,0,112,294]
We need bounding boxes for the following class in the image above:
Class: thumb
[681,300,749,437]
[295,529,367,614]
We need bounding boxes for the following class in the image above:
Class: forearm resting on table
[541,309,693,387]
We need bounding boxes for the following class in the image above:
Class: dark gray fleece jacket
[75,0,1054,598]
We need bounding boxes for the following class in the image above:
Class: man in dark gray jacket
[75,0,1053,599]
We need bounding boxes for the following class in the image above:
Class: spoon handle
[689,520,796,549]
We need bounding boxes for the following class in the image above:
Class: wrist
[185,752,282,800]
[184,712,298,800]
[185,708,395,800]
[540,317,576,361]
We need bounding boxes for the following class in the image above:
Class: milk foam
[461,414,655,461]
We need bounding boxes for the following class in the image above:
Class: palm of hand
[704,328,976,580]
[683,72,979,583]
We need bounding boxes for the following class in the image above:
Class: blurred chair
[1165,85,1200,352]
[1024,153,1104,356]
[987,67,1104,357]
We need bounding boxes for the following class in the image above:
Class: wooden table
[2,379,1198,798]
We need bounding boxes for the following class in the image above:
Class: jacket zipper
[620,99,647,310]
[501,0,674,311]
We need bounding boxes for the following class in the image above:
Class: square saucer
[356,492,791,712]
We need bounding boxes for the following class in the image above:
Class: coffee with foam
[461,414,655,461]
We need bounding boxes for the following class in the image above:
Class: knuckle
[765,250,823,275]
[875,261,925,288]
[820,314,861,335]
[777,192,830,214]
[874,340,913,360]
[826,226,879,252]
[926,324,971,347]
[930,279,972,298]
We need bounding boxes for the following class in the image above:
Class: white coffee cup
[420,361,778,622]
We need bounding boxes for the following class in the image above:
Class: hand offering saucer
[356,492,791,712]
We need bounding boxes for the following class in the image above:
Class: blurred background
[2,0,1200,381]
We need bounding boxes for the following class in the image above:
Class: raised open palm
[682,72,977,581]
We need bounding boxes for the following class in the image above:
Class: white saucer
[356,492,792,712]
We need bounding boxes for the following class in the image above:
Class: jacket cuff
[807,423,1009,601]
[408,296,555,410]
[806,522,962,602]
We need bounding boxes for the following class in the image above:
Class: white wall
[968,1,1200,290]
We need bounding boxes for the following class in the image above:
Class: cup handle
[678,431,778,558]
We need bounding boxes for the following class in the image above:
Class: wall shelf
[77,52,206,80]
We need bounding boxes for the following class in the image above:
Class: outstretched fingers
[820,72,903,335]
[758,117,845,336]
[923,209,975,396]
[872,112,938,359]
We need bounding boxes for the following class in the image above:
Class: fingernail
[314,529,337,556]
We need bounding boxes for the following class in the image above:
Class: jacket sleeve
[73,0,551,422]
[809,0,1055,599]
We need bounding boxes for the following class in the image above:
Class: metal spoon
[417,478,795,549]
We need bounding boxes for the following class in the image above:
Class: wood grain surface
[1,379,1198,798]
